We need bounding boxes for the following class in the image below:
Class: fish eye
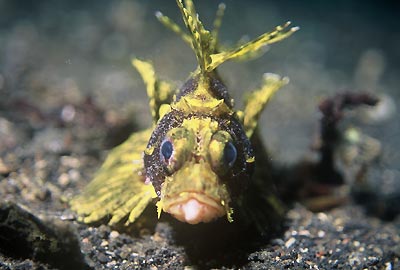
[208,131,237,175]
[158,128,196,174]
[160,140,173,161]
[224,142,237,167]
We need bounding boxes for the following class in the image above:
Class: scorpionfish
[71,0,298,233]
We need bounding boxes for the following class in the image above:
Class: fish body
[71,0,298,232]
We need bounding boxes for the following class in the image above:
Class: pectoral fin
[70,129,157,226]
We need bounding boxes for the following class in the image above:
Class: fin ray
[70,130,157,225]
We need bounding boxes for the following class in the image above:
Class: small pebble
[58,173,70,187]
[285,237,296,248]
[110,231,120,239]
[317,230,326,238]
[101,240,109,247]
[0,158,11,174]
[97,253,110,263]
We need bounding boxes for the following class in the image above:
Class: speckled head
[144,103,255,223]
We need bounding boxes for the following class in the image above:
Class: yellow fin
[156,200,163,219]
[70,129,157,226]
[132,59,175,124]
[155,11,192,48]
[210,3,226,52]
[243,73,289,138]
[208,22,299,71]
[158,1,298,75]
[176,0,211,72]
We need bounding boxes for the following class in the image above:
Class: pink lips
[167,198,224,224]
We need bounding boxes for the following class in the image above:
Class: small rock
[97,253,111,263]
[317,230,326,238]
[109,230,120,239]
[58,173,70,187]
[0,158,12,175]
[0,201,89,270]
[285,237,296,248]
[0,117,25,151]
[100,240,109,247]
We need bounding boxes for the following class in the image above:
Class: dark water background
[1,0,398,162]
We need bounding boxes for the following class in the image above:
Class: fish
[70,0,298,232]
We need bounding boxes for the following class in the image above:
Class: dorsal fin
[175,0,211,72]
[156,0,299,74]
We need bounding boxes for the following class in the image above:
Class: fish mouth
[162,192,226,224]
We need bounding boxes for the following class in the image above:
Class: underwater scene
[0,0,399,269]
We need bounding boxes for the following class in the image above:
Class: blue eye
[160,140,173,161]
[224,142,237,167]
